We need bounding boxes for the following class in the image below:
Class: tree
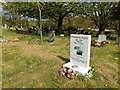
[80,2,117,34]
[37,2,43,44]
[63,15,92,30]
[3,2,21,30]
[111,1,120,35]
[110,1,120,44]
[44,2,78,34]
[18,2,44,44]
[3,2,44,44]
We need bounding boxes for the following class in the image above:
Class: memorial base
[63,62,91,76]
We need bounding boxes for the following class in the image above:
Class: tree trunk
[57,17,63,35]
[39,9,43,44]
[37,3,43,45]
[98,23,105,34]
[99,28,104,34]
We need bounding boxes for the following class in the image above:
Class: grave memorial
[116,35,120,44]
[98,34,107,42]
[5,24,7,28]
[91,34,110,47]
[63,34,91,76]
[48,30,55,42]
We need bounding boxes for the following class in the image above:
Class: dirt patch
[96,65,118,83]
[22,45,58,60]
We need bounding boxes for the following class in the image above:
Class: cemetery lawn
[2,28,119,88]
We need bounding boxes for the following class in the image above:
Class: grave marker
[48,30,55,42]
[60,34,64,37]
[5,24,7,28]
[98,34,106,42]
[63,34,91,76]
[116,35,120,44]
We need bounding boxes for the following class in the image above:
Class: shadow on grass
[57,55,70,63]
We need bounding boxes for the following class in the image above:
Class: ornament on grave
[91,39,110,48]
[85,67,95,78]
[59,67,78,79]
[48,30,55,42]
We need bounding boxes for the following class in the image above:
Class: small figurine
[85,67,95,78]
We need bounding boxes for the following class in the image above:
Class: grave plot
[91,34,110,47]
[62,34,94,79]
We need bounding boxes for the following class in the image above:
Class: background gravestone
[5,24,7,28]
[116,35,120,44]
[98,34,106,42]
[48,30,55,42]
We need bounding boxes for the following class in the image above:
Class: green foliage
[42,19,56,27]
[63,15,91,29]
[111,1,120,20]
[79,2,118,34]
[3,3,20,27]
[44,2,80,34]
[110,2,120,35]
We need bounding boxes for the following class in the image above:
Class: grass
[1,28,119,88]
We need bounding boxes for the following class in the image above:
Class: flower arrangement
[91,40,110,48]
[59,67,78,79]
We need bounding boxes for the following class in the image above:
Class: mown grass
[2,28,119,88]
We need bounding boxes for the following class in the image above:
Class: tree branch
[62,4,76,17]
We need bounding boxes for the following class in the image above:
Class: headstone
[37,29,41,35]
[63,34,91,76]
[60,34,64,37]
[116,35,120,44]
[5,24,7,28]
[48,30,55,42]
[98,34,106,42]
[21,26,23,29]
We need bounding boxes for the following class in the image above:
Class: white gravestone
[98,34,106,42]
[63,34,91,76]
[5,24,7,28]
